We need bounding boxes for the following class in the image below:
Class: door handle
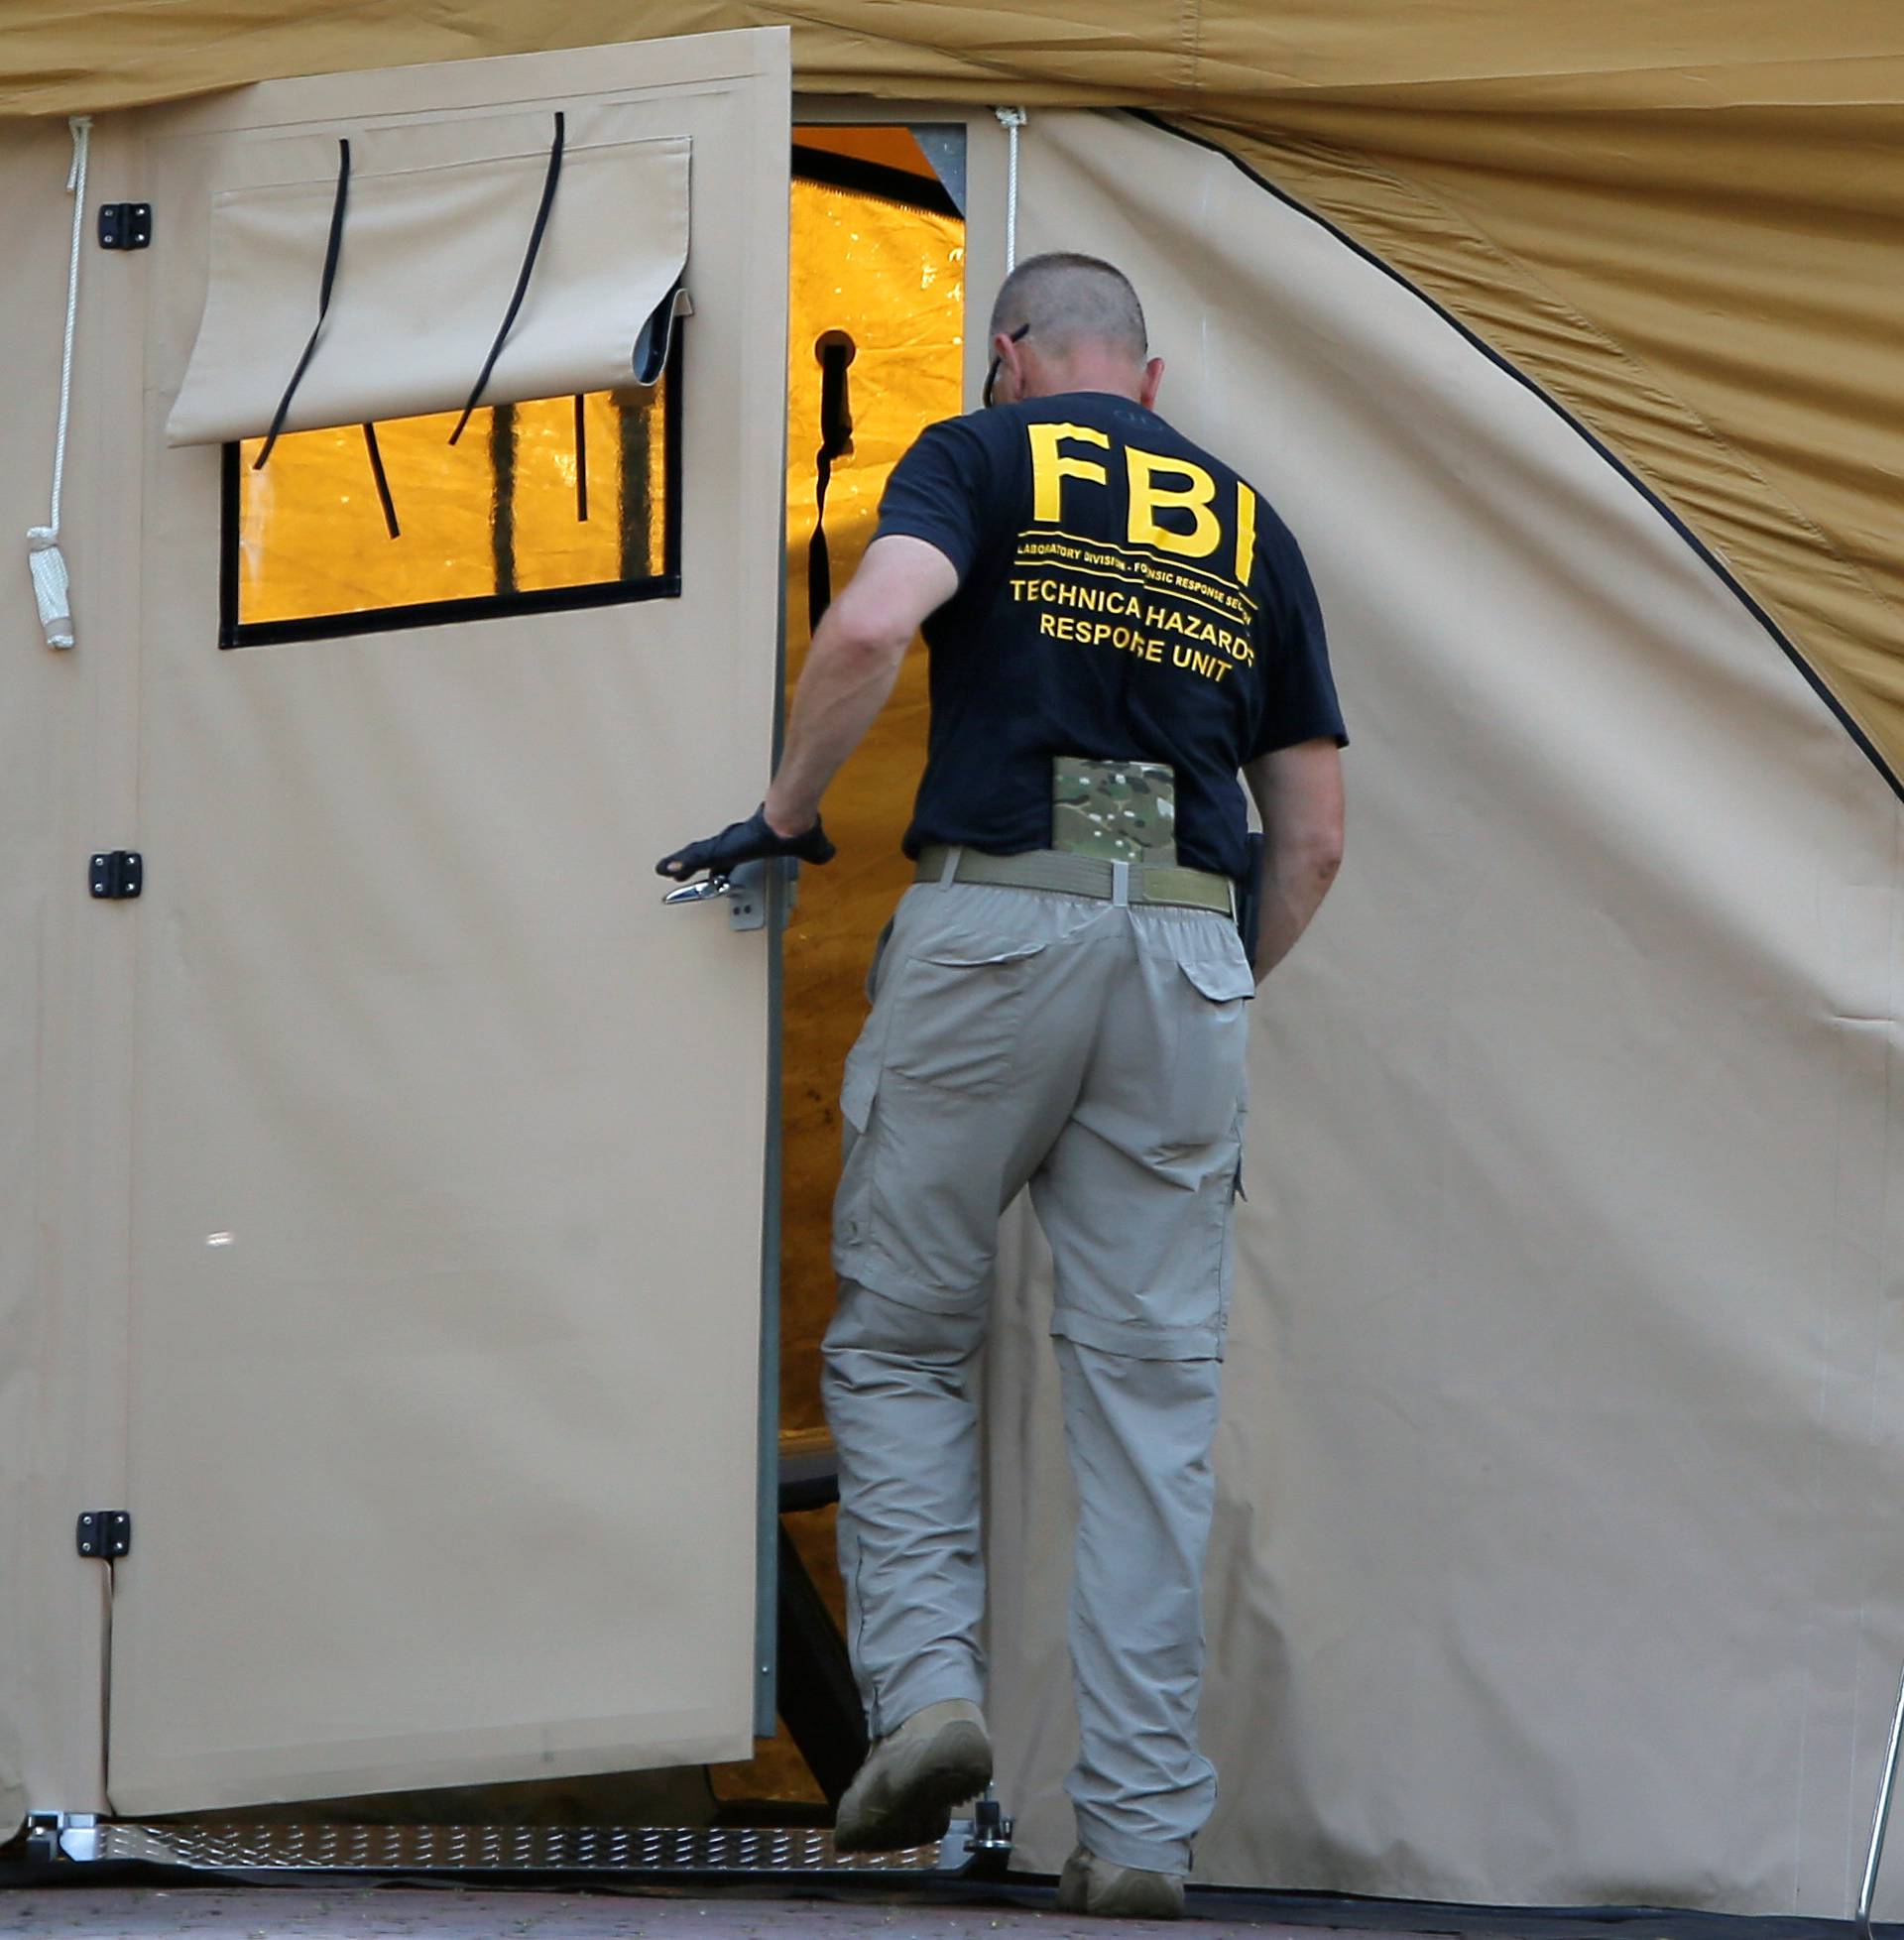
[660,856,793,932]
[661,874,735,907]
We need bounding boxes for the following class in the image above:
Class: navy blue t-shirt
[872,392,1345,880]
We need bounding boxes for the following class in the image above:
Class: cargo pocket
[1168,949,1255,1149]
[863,916,895,1005]
[840,1042,880,1139]
[883,940,1048,1096]
[833,1040,883,1269]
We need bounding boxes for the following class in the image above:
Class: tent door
[98,29,790,1815]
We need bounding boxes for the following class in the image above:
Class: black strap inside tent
[573,394,588,522]
[360,422,400,539]
[449,111,566,446]
[253,138,351,471]
[807,330,857,631]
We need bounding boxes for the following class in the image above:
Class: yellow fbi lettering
[1028,423,1110,522]
[1126,447,1220,559]
[1029,423,1257,587]
[1009,576,1253,665]
[1035,609,1233,680]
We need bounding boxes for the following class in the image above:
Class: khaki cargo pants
[822,869,1254,1874]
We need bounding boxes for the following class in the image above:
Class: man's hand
[655,804,837,885]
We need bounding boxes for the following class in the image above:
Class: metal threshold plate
[88,1822,951,1874]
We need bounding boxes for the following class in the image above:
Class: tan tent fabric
[982,109,1904,1914]
[1183,103,1904,796]
[4,3,1898,783]
[0,115,130,1835]
[4,5,1904,1914]
[169,111,687,444]
[0,29,795,1833]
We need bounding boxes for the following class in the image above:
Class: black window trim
[218,319,684,651]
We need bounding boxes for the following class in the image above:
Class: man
[658,253,1345,1918]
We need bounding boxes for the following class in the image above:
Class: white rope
[27,115,90,651]
[994,107,1027,272]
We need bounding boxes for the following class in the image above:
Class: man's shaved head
[989,252,1148,362]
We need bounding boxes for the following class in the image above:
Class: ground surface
[0,1886,1424,1939]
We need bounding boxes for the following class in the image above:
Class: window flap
[167,106,689,447]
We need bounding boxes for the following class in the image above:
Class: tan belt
[914,843,1235,915]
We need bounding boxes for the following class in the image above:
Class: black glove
[655,804,836,883]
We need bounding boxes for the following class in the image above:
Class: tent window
[218,354,678,649]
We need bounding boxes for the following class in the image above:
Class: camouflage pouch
[1050,757,1178,866]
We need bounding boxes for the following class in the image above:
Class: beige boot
[1056,1844,1186,1919]
[833,1699,993,1852]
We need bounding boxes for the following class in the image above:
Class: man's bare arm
[764,536,959,837]
[1244,739,1345,981]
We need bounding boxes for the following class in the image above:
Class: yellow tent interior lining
[234,392,668,625]
[718,148,961,1804]
[3,3,1896,785]
[794,125,939,179]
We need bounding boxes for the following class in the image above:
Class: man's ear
[995,330,1029,403]
[1139,356,1165,410]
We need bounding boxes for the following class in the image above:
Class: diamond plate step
[82,1821,956,1873]
[85,1823,953,1870]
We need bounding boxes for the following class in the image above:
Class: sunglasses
[983,323,1031,408]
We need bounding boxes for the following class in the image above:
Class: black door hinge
[75,1511,131,1559]
[88,850,142,900]
[98,202,152,250]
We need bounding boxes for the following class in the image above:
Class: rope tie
[27,115,90,650]
[449,112,566,446]
[994,107,1027,272]
[254,138,352,471]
